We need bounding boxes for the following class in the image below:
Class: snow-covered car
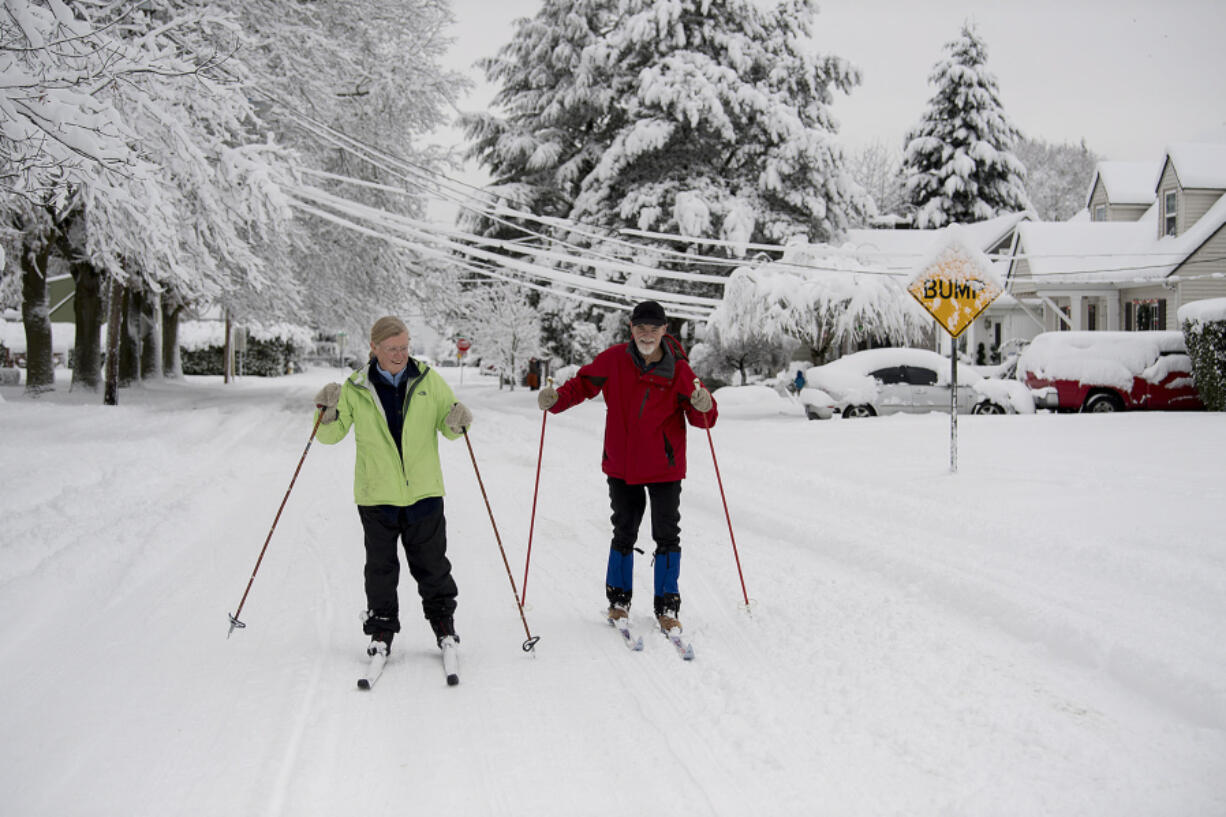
[1017,330,1203,413]
[801,347,1023,418]
[798,387,836,420]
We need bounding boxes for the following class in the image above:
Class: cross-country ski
[357,643,388,690]
[441,635,460,686]
[607,611,644,651]
[659,626,695,661]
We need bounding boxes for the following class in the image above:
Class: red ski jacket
[550,339,717,485]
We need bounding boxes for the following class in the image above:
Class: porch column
[1106,295,1122,330]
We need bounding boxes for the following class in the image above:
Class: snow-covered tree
[709,248,929,364]
[1,1,302,395]
[900,22,1029,228]
[452,282,543,390]
[0,0,145,205]
[846,139,906,226]
[690,323,796,386]
[235,0,470,330]
[464,0,867,252]
[537,293,623,365]
[2,0,164,394]
[1014,136,1100,221]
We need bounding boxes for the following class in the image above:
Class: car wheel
[1083,393,1124,413]
[843,404,875,418]
[971,401,1006,415]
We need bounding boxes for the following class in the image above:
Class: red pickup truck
[1018,330,1203,413]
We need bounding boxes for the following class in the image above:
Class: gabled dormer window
[1093,205,1106,222]
[1163,190,1177,236]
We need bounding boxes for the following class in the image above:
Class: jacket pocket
[662,431,675,468]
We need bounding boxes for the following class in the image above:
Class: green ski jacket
[316,360,462,507]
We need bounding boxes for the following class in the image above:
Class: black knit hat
[629,300,667,326]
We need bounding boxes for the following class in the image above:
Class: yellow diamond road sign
[908,231,1004,338]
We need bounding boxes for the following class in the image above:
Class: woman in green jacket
[314,316,472,660]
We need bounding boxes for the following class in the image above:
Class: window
[1130,299,1167,331]
[868,366,905,385]
[902,366,938,387]
[1087,302,1097,331]
[1163,190,1177,236]
[1093,205,1106,222]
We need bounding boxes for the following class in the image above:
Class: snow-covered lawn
[1,368,1223,816]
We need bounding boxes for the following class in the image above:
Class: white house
[1008,143,1226,335]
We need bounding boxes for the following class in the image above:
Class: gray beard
[634,339,658,358]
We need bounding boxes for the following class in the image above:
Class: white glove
[445,401,473,434]
[537,385,559,411]
[314,383,341,423]
[690,383,713,413]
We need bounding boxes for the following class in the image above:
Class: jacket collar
[350,357,426,389]
[627,341,675,380]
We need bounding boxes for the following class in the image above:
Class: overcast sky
[438,0,1226,165]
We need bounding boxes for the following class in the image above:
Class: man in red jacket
[537,300,717,634]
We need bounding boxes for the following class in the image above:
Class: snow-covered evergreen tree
[463,0,867,248]
[900,23,1029,228]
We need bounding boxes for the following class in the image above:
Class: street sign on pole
[907,235,1004,338]
[907,228,1004,473]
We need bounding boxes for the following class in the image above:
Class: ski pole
[521,377,552,606]
[228,408,325,637]
[695,378,751,609]
[463,429,541,652]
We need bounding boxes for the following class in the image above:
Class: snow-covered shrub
[178,321,310,377]
[1180,299,1226,411]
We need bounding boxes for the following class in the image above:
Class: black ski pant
[358,498,457,634]
[606,477,682,614]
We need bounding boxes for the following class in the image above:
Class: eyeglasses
[380,344,410,355]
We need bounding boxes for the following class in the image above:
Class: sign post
[456,337,471,384]
[907,229,1004,473]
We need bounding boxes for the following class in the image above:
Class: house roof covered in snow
[839,211,1029,263]
[1164,142,1226,189]
[1015,142,1226,290]
[1086,161,1159,206]
[1017,196,1226,287]
[1015,206,1170,285]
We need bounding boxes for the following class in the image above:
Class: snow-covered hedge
[1179,298,1226,411]
[179,320,311,377]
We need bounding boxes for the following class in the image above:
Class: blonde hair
[370,316,409,346]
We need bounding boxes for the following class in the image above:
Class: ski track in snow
[2,368,1224,817]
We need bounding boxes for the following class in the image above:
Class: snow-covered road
[2,367,1223,816]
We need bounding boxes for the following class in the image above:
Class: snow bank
[711,384,804,418]
[0,321,75,354]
